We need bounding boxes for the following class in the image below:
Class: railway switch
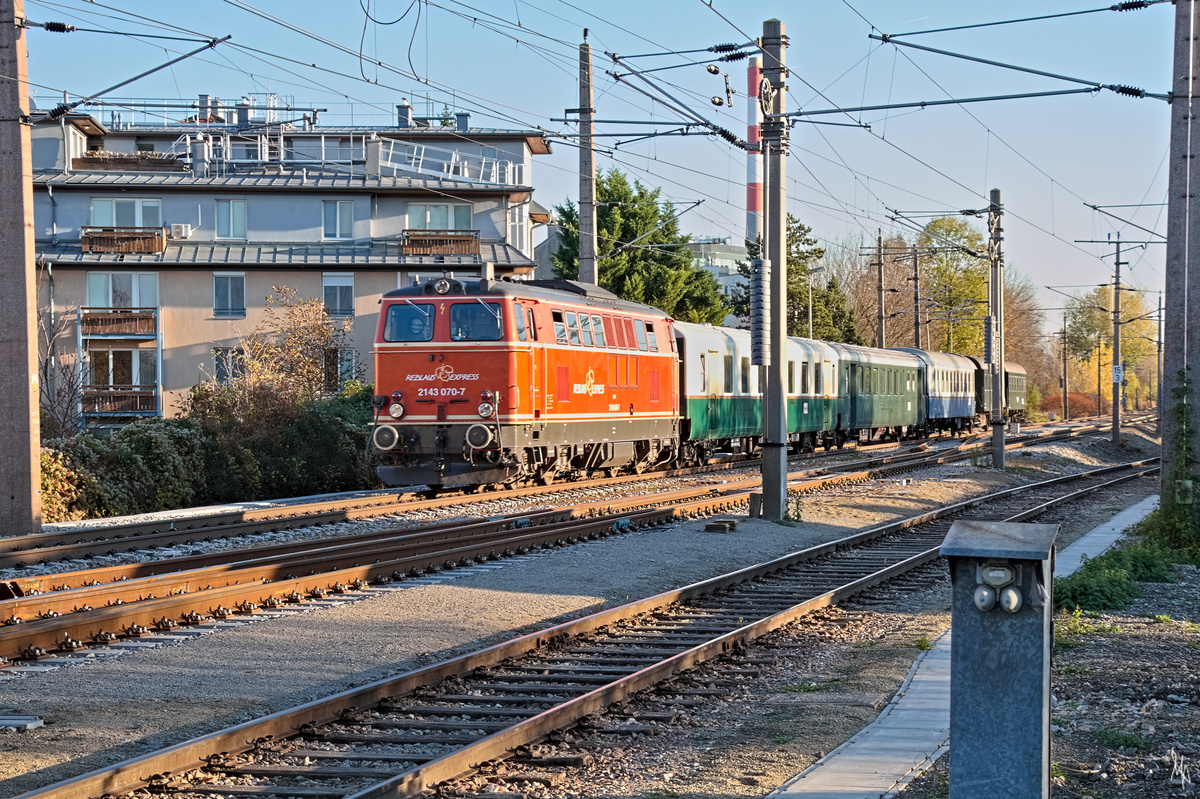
[940,520,1058,799]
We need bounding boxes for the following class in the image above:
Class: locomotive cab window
[384,302,434,342]
[645,322,658,351]
[515,306,528,341]
[450,302,503,341]
[579,314,595,346]
[552,310,568,344]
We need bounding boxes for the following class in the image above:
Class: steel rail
[0,430,1131,662]
[0,419,1109,571]
[11,459,1157,799]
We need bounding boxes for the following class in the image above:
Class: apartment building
[31,95,552,432]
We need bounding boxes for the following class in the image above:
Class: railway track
[12,457,1157,799]
[0,416,1116,573]
[0,422,1124,665]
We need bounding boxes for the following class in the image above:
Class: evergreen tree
[551,169,728,324]
[732,215,865,343]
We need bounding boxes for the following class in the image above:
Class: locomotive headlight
[388,402,406,419]
[477,401,496,418]
[434,278,451,295]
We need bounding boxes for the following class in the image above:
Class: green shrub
[39,448,92,522]
[1054,545,1176,612]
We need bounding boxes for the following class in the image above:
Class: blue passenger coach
[892,348,978,434]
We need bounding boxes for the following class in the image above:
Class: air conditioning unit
[170,223,192,239]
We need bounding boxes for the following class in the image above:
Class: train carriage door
[847,362,859,430]
[706,350,721,433]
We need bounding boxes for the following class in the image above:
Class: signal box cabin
[372,277,679,488]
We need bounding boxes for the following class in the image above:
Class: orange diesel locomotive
[371,276,680,488]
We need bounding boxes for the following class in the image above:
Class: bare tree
[38,265,83,439]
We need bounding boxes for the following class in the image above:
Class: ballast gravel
[0,429,1160,797]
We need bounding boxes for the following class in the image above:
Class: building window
[324,348,355,390]
[90,198,161,228]
[134,138,155,153]
[216,199,247,239]
[87,273,157,308]
[323,273,354,317]
[213,347,244,385]
[213,273,245,318]
[323,200,353,239]
[508,202,528,252]
[407,204,472,231]
[89,348,156,387]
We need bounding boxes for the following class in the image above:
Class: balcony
[82,386,158,415]
[399,229,481,257]
[71,154,187,173]
[80,226,168,254]
[80,308,158,338]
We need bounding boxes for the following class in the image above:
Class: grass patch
[1058,665,1093,675]
[855,640,876,648]
[1054,544,1177,612]
[1095,728,1150,750]
[777,678,840,693]
[914,634,933,650]
[1187,642,1200,650]
[773,735,795,745]
[1055,607,1123,648]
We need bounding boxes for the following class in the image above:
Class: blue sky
[22,1,1174,307]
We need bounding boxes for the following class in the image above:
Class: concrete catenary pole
[1163,0,1200,513]
[0,0,42,536]
[1112,237,1123,444]
[875,232,885,348]
[760,19,789,520]
[988,189,1006,469]
[577,33,598,285]
[746,56,763,249]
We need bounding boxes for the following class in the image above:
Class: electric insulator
[42,21,77,33]
[1111,84,1146,98]
[708,43,741,53]
[1113,1,1150,11]
[720,51,750,62]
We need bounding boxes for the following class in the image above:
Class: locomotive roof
[382,277,671,318]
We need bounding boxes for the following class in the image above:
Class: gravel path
[0,431,1160,797]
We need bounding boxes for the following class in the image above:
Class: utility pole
[577,32,598,285]
[876,231,885,348]
[912,251,921,349]
[1097,340,1103,418]
[760,18,789,521]
[0,0,41,536]
[1112,236,1124,444]
[1163,0,1200,515]
[1158,294,1164,435]
[1062,313,1069,421]
[988,188,1005,469]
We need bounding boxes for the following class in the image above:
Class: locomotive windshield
[383,302,434,342]
[450,301,503,341]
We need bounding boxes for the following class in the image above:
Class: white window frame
[90,197,161,228]
[508,201,528,254]
[322,200,354,240]
[323,273,354,317]
[86,272,158,308]
[88,347,157,388]
[215,199,247,239]
[407,203,472,231]
[213,272,246,318]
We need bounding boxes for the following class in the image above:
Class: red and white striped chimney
[747,56,763,249]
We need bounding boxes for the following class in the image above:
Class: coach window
[527,308,538,341]
[383,302,434,342]
[801,362,810,394]
[565,311,582,345]
[551,311,568,344]
[725,355,735,393]
[579,314,595,346]
[787,361,795,394]
[645,322,658,351]
[450,301,502,341]
[591,315,606,346]
[633,320,649,351]
[741,356,751,394]
[514,307,528,341]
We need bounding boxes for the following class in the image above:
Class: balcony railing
[80,308,158,337]
[82,386,158,414]
[400,229,481,257]
[80,226,168,254]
